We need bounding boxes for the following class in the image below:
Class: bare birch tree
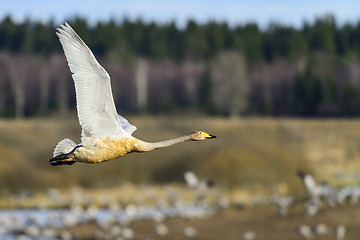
[0,54,7,115]
[38,59,50,115]
[135,57,149,113]
[51,54,69,114]
[182,59,198,106]
[7,55,27,119]
[211,51,249,117]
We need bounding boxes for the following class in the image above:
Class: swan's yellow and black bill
[202,132,217,139]
[206,134,217,139]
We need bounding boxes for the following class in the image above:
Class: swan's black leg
[49,145,82,166]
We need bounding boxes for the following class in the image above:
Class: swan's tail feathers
[50,139,79,166]
[53,138,77,157]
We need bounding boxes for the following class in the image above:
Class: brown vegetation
[0,115,359,194]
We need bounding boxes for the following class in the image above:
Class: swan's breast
[74,137,143,163]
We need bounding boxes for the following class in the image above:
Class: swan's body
[50,23,215,166]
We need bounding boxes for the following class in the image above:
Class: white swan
[50,22,216,166]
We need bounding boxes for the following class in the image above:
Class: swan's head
[190,131,217,141]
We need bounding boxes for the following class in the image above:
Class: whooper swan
[50,22,216,166]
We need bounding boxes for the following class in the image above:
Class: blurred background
[1,0,360,239]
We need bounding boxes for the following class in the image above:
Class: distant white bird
[271,194,294,217]
[42,228,57,239]
[297,170,322,197]
[296,224,313,240]
[184,226,198,239]
[337,185,360,205]
[242,231,257,240]
[336,224,346,240]
[297,170,334,208]
[184,171,214,206]
[122,227,135,239]
[304,198,320,217]
[50,22,216,166]
[155,223,168,236]
[24,225,41,238]
[184,171,214,190]
[312,223,330,235]
[109,225,122,238]
[59,230,73,240]
[184,171,200,188]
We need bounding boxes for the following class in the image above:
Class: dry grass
[1,114,360,194]
[0,183,220,209]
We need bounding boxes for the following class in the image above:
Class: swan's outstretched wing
[56,22,133,139]
[118,114,137,135]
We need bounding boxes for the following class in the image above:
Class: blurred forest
[1,14,360,117]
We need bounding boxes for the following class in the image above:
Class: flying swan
[50,22,216,166]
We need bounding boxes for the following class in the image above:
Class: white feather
[56,22,135,141]
[118,114,137,135]
[53,138,76,157]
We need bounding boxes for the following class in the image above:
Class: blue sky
[3,0,360,28]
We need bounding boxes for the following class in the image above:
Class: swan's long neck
[138,135,192,152]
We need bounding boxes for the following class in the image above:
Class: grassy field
[1,114,360,194]
[64,205,360,240]
[2,115,360,239]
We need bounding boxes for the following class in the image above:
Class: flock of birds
[0,170,358,239]
[269,169,360,240]
[0,171,226,240]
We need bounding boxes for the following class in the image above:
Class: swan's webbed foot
[49,145,81,166]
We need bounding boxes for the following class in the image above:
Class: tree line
[1,14,360,117]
